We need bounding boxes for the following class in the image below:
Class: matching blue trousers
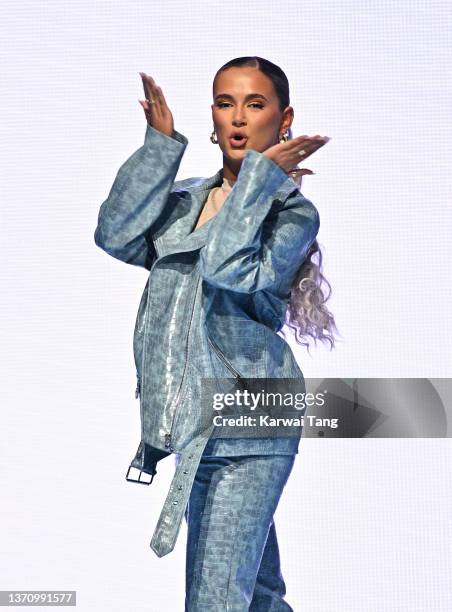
[183,453,296,611]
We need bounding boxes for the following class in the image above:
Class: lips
[229,131,248,147]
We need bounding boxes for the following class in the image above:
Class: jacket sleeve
[199,148,320,294]
[94,124,188,269]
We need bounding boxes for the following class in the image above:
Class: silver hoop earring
[210,129,218,144]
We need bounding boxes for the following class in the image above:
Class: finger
[138,100,154,125]
[138,99,152,117]
[309,136,330,146]
[285,135,309,148]
[140,73,160,107]
[154,86,165,112]
[157,86,169,110]
[284,136,316,155]
[147,77,160,108]
[293,144,319,159]
[289,135,330,148]
[292,168,315,175]
[295,138,329,157]
[144,78,164,117]
[139,72,152,100]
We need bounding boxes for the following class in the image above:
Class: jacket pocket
[207,335,244,380]
[206,316,267,379]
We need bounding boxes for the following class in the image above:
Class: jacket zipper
[165,334,246,452]
[164,275,201,452]
[138,244,160,438]
[207,334,244,380]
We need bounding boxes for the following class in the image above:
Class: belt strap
[150,426,214,557]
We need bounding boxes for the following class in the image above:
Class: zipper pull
[164,433,172,450]
[135,378,141,399]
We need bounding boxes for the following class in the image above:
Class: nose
[232,110,246,126]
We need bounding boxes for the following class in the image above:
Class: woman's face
[211,66,293,169]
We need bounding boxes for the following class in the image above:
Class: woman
[95,56,337,611]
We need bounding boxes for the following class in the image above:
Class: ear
[280,105,294,134]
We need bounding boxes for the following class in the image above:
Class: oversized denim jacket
[94,124,320,556]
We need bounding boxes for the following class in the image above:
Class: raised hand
[262,135,330,178]
[138,72,174,138]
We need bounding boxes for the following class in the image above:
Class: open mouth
[229,131,248,147]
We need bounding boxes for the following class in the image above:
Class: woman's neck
[222,176,236,189]
[222,156,242,182]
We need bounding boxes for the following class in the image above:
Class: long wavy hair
[213,56,339,351]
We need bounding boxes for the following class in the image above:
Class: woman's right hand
[138,72,174,138]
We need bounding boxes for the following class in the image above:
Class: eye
[216,102,264,109]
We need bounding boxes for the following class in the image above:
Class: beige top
[193,176,236,231]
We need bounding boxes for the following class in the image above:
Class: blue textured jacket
[94,123,320,556]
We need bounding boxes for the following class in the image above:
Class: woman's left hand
[262,134,330,178]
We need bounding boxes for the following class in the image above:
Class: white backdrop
[1,0,452,610]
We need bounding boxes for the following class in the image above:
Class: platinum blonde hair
[281,239,339,351]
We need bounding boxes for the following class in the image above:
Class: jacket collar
[154,167,300,259]
[190,166,300,200]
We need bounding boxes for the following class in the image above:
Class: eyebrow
[214,93,269,102]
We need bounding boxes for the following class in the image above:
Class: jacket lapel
[154,166,300,259]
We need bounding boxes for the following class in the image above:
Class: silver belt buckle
[125,465,155,485]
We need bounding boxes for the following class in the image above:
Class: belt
[125,425,215,557]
